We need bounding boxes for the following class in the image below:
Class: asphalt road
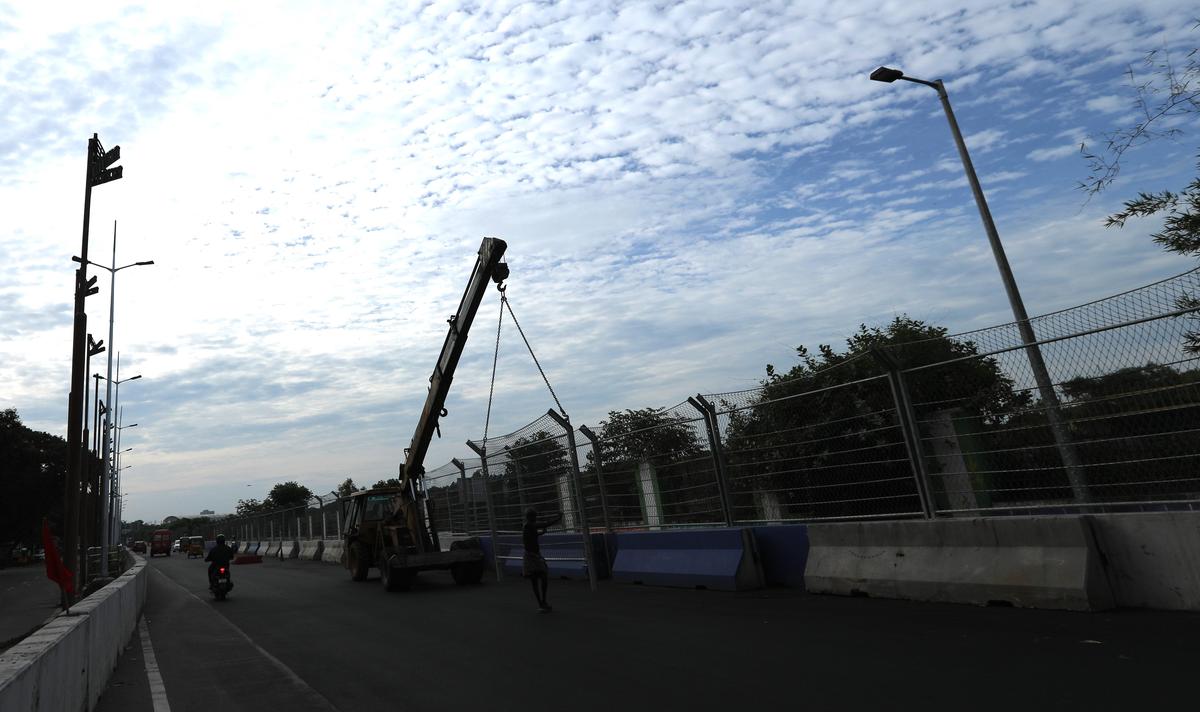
[95,553,1200,711]
[0,564,60,651]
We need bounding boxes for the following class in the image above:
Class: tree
[336,477,358,498]
[723,316,1028,519]
[1083,34,1200,351]
[236,498,266,516]
[0,409,68,547]
[499,432,570,524]
[592,408,706,524]
[267,481,313,510]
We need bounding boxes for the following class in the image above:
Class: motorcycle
[210,565,233,600]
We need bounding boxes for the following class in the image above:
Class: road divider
[483,533,609,580]
[0,550,148,712]
[320,541,344,565]
[298,540,323,561]
[1089,511,1200,610]
[612,528,764,591]
[804,516,1114,611]
[281,541,299,559]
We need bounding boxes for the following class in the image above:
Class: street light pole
[870,67,1087,502]
[90,220,152,577]
[64,135,122,603]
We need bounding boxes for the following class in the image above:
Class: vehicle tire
[451,560,484,585]
[349,543,369,582]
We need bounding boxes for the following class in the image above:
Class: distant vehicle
[132,541,147,553]
[173,539,183,552]
[187,536,205,559]
[150,529,173,557]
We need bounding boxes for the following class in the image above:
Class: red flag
[42,518,74,595]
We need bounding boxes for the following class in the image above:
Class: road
[95,553,1200,711]
[0,564,59,651]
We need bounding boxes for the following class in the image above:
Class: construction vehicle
[341,237,508,591]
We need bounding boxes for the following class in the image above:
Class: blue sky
[1,0,1197,522]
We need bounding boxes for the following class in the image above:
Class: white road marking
[138,616,172,712]
[150,567,339,711]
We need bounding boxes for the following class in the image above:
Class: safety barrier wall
[483,533,611,579]
[320,540,344,564]
[298,540,323,561]
[611,528,764,591]
[282,540,299,559]
[0,551,148,712]
[750,525,810,588]
[803,516,1115,610]
[1089,511,1200,610]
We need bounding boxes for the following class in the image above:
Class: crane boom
[400,237,508,491]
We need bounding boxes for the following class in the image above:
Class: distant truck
[150,529,173,557]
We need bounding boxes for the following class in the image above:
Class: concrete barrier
[1089,512,1200,610]
[484,533,610,580]
[751,525,809,588]
[0,551,148,712]
[804,516,1114,611]
[243,541,260,555]
[612,528,763,591]
[298,540,324,561]
[262,540,279,558]
[321,540,345,565]
[281,540,299,559]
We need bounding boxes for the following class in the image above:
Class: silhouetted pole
[64,134,122,602]
[869,68,1087,503]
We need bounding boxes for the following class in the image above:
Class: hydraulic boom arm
[400,237,508,494]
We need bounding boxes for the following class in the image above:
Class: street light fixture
[869,66,1086,502]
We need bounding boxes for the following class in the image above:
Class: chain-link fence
[213,267,1200,544]
[217,491,341,549]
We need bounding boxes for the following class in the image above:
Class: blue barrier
[480,533,611,579]
[751,525,809,588]
[612,528,763,591]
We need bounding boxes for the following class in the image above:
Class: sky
[2,0,1197,523]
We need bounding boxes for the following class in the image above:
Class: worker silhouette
[523,509,561,612]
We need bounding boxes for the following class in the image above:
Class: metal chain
[503,294,567,418]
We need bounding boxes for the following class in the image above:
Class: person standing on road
[523,509,561,612]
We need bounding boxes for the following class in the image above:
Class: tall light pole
[87,220,152,577]
[64,134,123,603]
[96,369,142,575]
[112,424,136,540]
[869,66,1086,502]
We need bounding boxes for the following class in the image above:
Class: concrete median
[804,516,1114,611]
[262,540,280,558]
[0,551,148,712]
[1089,511,1200,611]
[281,540,299,559]
[321,540,344,564]
[298,540,323,561]
[612,528,764,591]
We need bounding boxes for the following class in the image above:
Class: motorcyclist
[204,534,235,586]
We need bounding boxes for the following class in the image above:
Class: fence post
[466,440,503,582]
[871,348,936,519]
[687,395,735,526]
[547,410,598,592]
[319,496,328,539]
[577,425,612,535]
[453,458,474,533]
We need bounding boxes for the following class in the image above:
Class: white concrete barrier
[0,552,148,712]
[1089,511,1200,610]
[320,540,344,565]
[281,540,299,559]
[262,540,279,558]
[804,516,1114,611]
[298,540,323,561]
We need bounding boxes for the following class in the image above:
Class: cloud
[1027,144,1080,162]
[2,0,1198,521]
